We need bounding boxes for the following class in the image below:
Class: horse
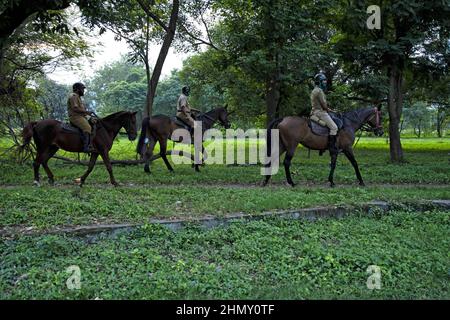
[21,111,138,187]
[262,106,384,187]
[136,107,231,174]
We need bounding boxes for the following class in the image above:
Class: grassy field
[0,137,449,299]
[1,209,448,299]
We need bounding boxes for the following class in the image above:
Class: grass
[0,137,448,299]
[0,185,449,229]
[0,137,449,229]
[0,137,449,186]
[0,209,448,299]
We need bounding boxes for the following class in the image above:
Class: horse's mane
[342,107,374,123]
[203,107,225,116]
[101,111,130,121]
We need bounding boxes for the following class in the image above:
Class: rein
[345,108,381,133]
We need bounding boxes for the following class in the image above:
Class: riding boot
[328,135,339,154]
[81,132,95,153]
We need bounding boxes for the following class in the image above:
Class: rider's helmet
[314,73,327,91]
[73,82,86,92]
[182,86,190,96]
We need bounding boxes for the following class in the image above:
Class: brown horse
[262,106,383,187]
[136,107,231,174]
[21,111,138,187]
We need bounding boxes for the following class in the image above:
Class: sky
[45,7,191,85]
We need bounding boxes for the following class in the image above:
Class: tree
[81,0,180,117]
[403,102,432,138]
[35,76,69,121]
[335,0,450,162]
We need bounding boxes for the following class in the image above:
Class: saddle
[61,122,82,134]
[61,119,98,135]
[308,113,344,136]
[173,116,192,131]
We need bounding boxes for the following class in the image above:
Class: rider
[310,73,339,153]
[177,86,200,134]
[67,82,95,153]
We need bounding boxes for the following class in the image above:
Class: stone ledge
[1,200,448,239]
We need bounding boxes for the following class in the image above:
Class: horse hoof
[112,182,119,187]
[33,180,41,187]
[359,182,366,187]
[329,183,336,188]
[74,178,82,185]
[284,181,296,187]
[48,179,54,186]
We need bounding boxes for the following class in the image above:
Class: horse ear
[133,111,138,115]
[224,104,228,110]
[376,105,382,111]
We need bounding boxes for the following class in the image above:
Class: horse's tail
[136,117,150,155]
[266,118,283,157]
[21,121,38,149]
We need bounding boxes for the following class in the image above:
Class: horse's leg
[200,144,207,166]
[190,141,201,173]
[33,152,44,187]
[143,139,156,174]
[79,152,99,187]
[159,138,174,173]
[100,151,118,187]
[328,151,339,188]
[42,146,59,185]
[343,147,365,186]
[283,146,297,187]
[262,143,286,187]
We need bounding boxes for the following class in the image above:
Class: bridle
[197,109,230,129]
[123,113,136,137]
[360,108,382,133]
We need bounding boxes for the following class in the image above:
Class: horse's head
[218,106,232,129]
[366,107,384,137]
[123,111,138,141]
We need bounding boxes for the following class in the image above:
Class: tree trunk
[387,65,404,162]
[265,53,281,127]
[436,107,443,138]
[144,0,179,117]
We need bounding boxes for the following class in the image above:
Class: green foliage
[0,137,448,228]
[1,210,449,299]
[86,57,147,115]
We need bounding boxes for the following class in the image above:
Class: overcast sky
[45,6,190,85]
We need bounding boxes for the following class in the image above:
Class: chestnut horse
[21,111,138,187]
[136,107,231,174]
[262,106,383,187]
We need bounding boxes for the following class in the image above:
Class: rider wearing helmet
[176,86,200,133]
[310,73,339,153]
[68,82,95,152]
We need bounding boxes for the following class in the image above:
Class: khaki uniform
[68,93,91,134]
[176,94,195,127]
[310,86,337,135]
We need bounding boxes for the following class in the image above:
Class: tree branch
[135,0,169,32]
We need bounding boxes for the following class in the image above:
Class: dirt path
[0,182,448,189]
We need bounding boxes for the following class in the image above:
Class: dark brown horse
[136,107,231,174]
[21,111,138,187]
[262,106,383,187]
